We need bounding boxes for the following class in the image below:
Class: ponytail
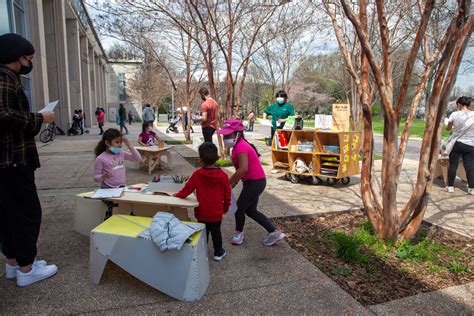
[95,128,122,157]
[95,140,107,157]
[237,131,261,157]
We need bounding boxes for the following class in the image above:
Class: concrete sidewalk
[1,123,472,314]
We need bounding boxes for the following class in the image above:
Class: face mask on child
[109,146,123,154]
[276,97,285,104]
[223,138,237,148]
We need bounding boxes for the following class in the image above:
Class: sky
[85,2,473,92]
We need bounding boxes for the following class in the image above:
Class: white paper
[444,118,450,126]
[91,187,124,199]
[260,119,273,127]
[38,100,59,113]
[315,114,332,130]
[230,193,238,215]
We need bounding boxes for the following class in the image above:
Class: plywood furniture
[272,130,363,185]
[135,146,174,174]
[90,215,209,301]
[74,191,198,236]
[434,158,467,186]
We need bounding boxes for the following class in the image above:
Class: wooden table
[434,158,467,186]
[74,190,198,236]
[135,146,174,174]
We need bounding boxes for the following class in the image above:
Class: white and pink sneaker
[231,231,244,245]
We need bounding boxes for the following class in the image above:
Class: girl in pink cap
[219,119,285,246]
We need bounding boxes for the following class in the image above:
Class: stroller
[166,115,182,133]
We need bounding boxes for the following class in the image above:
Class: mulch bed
[273,211,474,306]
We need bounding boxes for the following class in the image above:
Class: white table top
[135,146,174,152]
[82,191,198,208]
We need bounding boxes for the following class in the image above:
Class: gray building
[106,60,143,123]
[1,0,108,130]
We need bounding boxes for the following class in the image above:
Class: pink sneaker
[231,231,244,245]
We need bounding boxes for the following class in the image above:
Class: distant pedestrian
[78,109,84,135]
[118,103,128,135]
[97,108,105,135]
[0,32,58,287]
[142,103,155,124]
[219,119,285,246]
[198,87,219,142]
[246,110,255,132]
[128,110,133,125]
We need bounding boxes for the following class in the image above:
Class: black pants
[202,126,216,143]
[199,221,223,256]
[247,120,254,131]
[235,178,275,233]
[120,120,129,134]
[448,141,474,187]
[98,122,104,135]
[0,166,42,267]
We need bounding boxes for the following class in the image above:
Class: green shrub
[330,266,350,277]
[216,159,233,167]
[332,232,368,264]
[448,261,470,273]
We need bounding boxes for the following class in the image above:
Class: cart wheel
[285,173,291,181]
[289,174,300,184]
[341,177,351,185]
[309,176,322,185]
[326,178,338,185]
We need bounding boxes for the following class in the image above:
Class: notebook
[91,188,124,199]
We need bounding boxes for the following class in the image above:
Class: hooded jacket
[175,168,231,222]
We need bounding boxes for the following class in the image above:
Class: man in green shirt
[263,90,295,142]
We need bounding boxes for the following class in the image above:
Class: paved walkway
[0,122,472,314]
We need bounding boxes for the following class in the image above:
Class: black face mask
[201,95,206,101]
[19,60,33,75]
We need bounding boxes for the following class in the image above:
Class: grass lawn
[371,117,450,139]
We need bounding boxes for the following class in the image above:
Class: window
[0,0,12,34]
[118,73,126,101]
[13,0,25,37]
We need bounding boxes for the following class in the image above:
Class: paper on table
[38,100,59,113]
[260,119,273,127]
[91,187,124,199]
[230,193,238,215]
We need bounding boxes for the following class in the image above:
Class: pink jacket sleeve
[93,157,104,183]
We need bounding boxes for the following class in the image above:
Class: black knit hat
[0,33,35,64]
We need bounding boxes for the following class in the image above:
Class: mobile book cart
[271,129,363,185]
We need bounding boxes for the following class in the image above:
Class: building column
[94,55,101,116]
[66,19,83,113]
[26,0,49,113]
[101,65,107,115]
[89,47,97,118]
[80,34,93,127]
[43,0,71,129]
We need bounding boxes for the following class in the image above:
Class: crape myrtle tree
[333,0,473,240]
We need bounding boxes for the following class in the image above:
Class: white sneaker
[231,231,244,245]
[468,188,474,195]
[5,260,47,279]
[16,263,58,287]
[445,186,454,193]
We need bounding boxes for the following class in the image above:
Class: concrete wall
[23,0,108,131]
[106,62,142,123]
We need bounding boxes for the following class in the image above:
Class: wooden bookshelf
[271,129,362,185]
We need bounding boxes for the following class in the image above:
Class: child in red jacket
[175,142,231,261]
